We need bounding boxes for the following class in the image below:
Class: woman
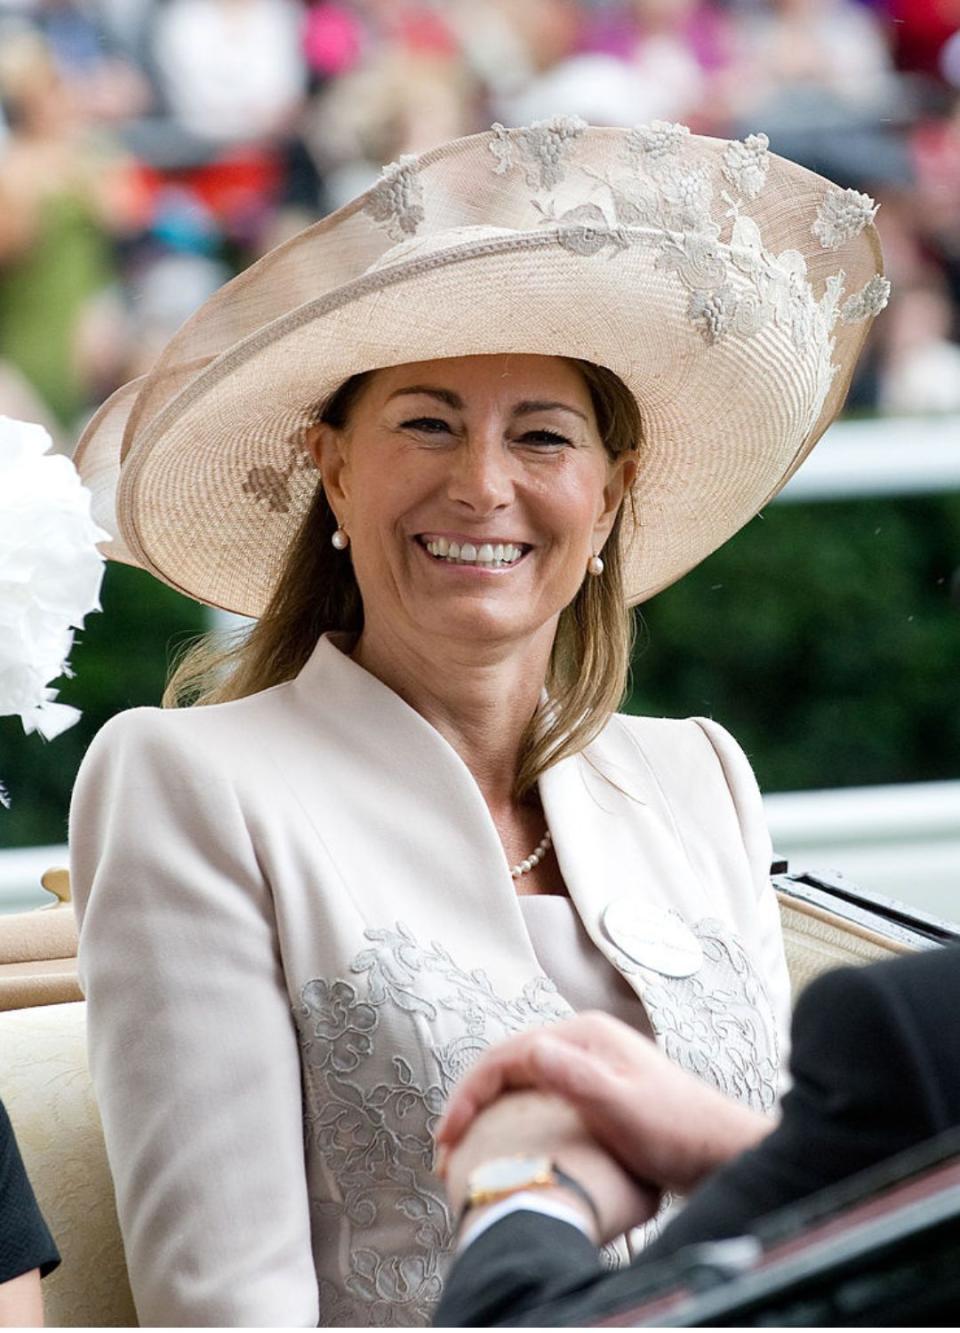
[70,118,887,1326]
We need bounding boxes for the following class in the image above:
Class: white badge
[601,900,703,978]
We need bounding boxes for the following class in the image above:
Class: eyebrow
[387,386,588,422]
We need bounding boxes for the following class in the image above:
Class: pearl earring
[331,526,349,550]
[587,553,604,576]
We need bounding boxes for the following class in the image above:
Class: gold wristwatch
[458,1154,600,1231]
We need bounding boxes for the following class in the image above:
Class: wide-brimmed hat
[75,118,888,617]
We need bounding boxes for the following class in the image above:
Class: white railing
[777,414,960,502]
[764,781,960,923]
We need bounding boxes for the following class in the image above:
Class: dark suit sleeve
[434,1212,601,1326]
[0,1101,60,1283]
[643,947,960,1263]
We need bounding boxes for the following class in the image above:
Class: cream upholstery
[0,876,926,1327]
[0,1003,136,1328]
[776,891,910,998]
[0,870,83,1012]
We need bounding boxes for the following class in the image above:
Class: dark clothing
[435,947,960,1327]
[0,1100,60,1284]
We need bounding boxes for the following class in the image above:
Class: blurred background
[0,0,958,915]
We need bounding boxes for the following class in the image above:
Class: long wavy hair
[164,358,641,799]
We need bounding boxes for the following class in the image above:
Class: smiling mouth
[417,536,529,568]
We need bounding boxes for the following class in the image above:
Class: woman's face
[311,354,635,654]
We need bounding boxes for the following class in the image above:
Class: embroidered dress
[71,634,790,1327]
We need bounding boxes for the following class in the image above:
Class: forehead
[364,354,593,411]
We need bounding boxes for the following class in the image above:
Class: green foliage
[628,494,960,792]
[0,563,205,848]
[2,494,958,847]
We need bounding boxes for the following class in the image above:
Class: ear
[593,452,638,548]
[305,422,350,520]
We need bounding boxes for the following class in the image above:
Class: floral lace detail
[812,186,878,249]
[364,155,425,241]
[722,132,771,201]
[841,273,892,323]
[524,123,838,366]
[488,115,587,189]
[625,119,690,164]
[297,922,573,1326]
[241,443,311,513]
[603,917,780,1113]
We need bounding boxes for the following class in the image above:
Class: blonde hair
[164,359,641,798]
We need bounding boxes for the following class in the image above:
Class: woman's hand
[437,1012,773,1194]
[441,1089,660,1244]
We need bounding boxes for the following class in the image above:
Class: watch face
[470,1155,552,1193]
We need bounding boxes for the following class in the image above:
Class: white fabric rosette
[1,418,108,802]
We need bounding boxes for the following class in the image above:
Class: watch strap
[457,1160,601,1234]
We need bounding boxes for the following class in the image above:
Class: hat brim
[74,126,882,616]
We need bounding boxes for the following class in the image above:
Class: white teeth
[423,538,525,567]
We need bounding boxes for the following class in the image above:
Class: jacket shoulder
[82,681,296,767]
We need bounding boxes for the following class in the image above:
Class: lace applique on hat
[533,199,630,257]
[841,274,892,323]
[812,187,879,249]
[364,154,425,241]
[721,132,771,201]
[241,443,311,513]
[488,115,587,189]
[624,119,690,164]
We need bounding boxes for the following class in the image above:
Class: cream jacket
[70,634,790,1327]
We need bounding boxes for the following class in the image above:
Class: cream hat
[75,118,888,617]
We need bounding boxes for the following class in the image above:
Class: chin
[424,605,555,649]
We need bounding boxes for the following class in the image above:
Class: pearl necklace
[510,829,553,880]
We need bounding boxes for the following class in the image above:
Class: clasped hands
[434,1011,772,1245]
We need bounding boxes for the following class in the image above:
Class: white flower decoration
[841,274,892,323]
[722,133,771,201]
[812,187,878,249]
[488,116,587,189]
[364,155,425,241]
[0,418,108,766]
[627,120,690,162]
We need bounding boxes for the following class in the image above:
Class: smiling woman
[68,119,887,1326]
[166,354,640,801]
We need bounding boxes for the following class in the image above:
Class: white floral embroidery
[657,226,727,291]
[295,915,780,1324]
[297,923,572,1326]
[606,918,780,1112]
[841,274,892,323]
[487,115,587,189]
[625,119,690,163]
[533,199,630,257]
[812,186,878,249]
[722,132,771,200]
[364,155,425,241]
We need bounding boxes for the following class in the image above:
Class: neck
[351,618,556,812]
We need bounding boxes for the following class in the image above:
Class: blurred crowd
[2,0,960,448]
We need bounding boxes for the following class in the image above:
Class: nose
[445,432,514,514]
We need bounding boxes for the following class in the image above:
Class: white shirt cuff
[457,1191,595,1253]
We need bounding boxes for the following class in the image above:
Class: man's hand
[437,1012,773,1194]
[441,1090,660,1244]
